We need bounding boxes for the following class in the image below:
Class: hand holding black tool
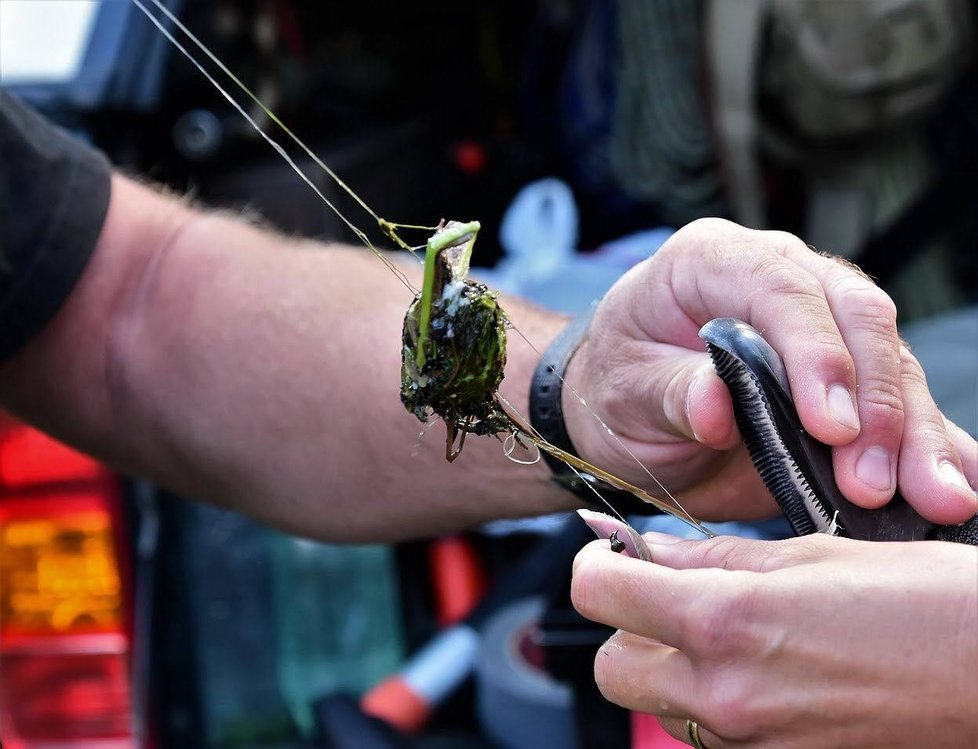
[701,317,978,545]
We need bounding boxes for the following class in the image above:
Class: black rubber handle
[700,318,977,545]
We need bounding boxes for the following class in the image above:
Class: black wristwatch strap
[529,310,660,515]
[529,310,594,472]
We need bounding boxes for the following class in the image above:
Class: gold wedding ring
[685,719,707,749]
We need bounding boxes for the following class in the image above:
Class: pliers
[700,318,977,546]
[582,318,978,557]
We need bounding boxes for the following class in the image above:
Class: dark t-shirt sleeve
[0,89,111,362]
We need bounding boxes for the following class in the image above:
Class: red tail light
[0,418,135,748]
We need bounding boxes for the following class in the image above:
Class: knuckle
[831,277,898,327]
[678,217,736,242]
[592,633,633,704]
[806,328,855,373]
[664,218,735,261]
[761,229,812,258]
[899,345,929,385]
[682,574,758,657]
[696,535,763,570]
[910,422,954,453]
[749,251,795,291]
[700,669,757,737]
[749,254,824,310]
[858,384,905,430]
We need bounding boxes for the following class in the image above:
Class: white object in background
[0,1,100,85]
[477,177,675,317]
[494,178,579,290]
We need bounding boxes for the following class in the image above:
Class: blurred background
[1,1,976,748]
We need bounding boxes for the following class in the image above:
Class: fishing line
[136,0,407,234]
[130,0,419,294]
[507,323,706,531]
[494,393,631,526]
[411,415,445,458]
[132,0,709,535]
[494,392,713,535]
[501,433,541,466]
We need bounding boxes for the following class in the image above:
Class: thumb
[642,532,839,573]
[673,360,739,450]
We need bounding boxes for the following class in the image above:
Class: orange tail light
[0,419,135,748]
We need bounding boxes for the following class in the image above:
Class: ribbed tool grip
[701,318,977,546]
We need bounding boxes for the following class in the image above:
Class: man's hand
[571,533,978,748]
[563,218,977,523]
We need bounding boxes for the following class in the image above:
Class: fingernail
[856,447,894,492]
[577,508,617,540]
[827,385,859,430]
[686,364,712,443]
[938,461,975,494]
[576,510,653,561]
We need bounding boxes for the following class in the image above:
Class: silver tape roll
[476,597,577,749]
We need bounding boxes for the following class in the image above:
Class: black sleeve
[0,89,112,362]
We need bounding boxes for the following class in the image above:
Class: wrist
[560,333,594,463]
[529,311,657,514]
[529,310,594,475]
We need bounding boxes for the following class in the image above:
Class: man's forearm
[0,174,577,540]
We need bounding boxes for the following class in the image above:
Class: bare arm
[0,174,576,541]
[2,179,972,543]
